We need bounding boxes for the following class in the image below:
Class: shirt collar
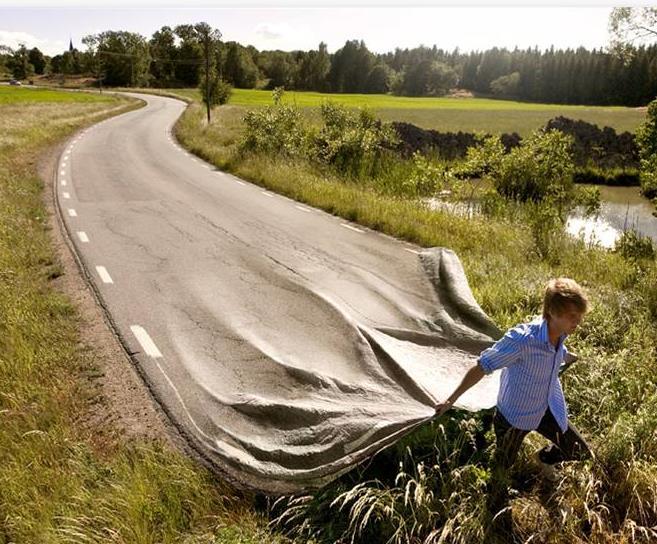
[538,317,550,345]
[538,316,566,348]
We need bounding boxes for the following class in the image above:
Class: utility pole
[194,22,221,124]
[96,55,103,94]
[204,33,211,124]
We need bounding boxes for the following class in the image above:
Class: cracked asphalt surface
[56,93,502,493]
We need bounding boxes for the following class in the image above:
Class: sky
[0,4,617,57]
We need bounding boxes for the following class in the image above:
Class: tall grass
[0,88,283,543]
[173,97,657,543]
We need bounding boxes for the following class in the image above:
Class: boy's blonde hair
[543,278,589,319]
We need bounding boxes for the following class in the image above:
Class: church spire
[69,37,74,52]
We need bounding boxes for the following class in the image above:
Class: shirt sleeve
[478,326,525,374]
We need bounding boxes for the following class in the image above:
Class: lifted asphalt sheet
[183,247,502,493]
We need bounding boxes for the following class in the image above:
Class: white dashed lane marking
[341,223,364,233]
[262,192,274,198]
[67,209,77,217]
[62,192,70,199]
[130,325,163,358]
[77,231,89,243]
[295,205,312,213]
[95,266,114,284]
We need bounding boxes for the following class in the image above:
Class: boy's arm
[434,362,485,418]
[433,324,525,419]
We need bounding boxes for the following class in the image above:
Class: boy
[435,278,592,486]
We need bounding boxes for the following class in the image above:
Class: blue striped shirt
[478,316,569,432]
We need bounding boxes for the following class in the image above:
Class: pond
[566,186,657,249]
[427,185,657,250]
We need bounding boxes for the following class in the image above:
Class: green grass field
[0,85,114,104]
[155,87,645,136]
[228,88,629,111]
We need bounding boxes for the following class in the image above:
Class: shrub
[240,89,307,156]
[489,129,575,204]
[314,102,398,178]
[636,98,657,201]
[214,79,232,105]
[638,155,657,200]
[199,75,232,109]
[455,134,506,179]
[402,152,458,197]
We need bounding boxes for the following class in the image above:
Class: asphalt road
[56,93,500,492]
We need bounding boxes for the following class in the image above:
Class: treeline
[2,24,657,106]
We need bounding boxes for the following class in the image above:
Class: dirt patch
[446,88,475,99]
[38,132,182,450]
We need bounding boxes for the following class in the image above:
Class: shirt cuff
[478,357,493,375]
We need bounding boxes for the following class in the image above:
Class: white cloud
[0,30,66,56]
[254,22,287,42]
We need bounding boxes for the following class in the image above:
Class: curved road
[55,93,501,493]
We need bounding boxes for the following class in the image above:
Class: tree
[28,47,46,75]
[223,42,258,88]
[149,26,177,86]
[328,40,376,92]
[83,31,151,86]
[0,45,11,77]
[398,60,457,96]
[174,24,203,86]
[9,44,34,80]
[60,51,75,82]
[475,47,512,93]
[635,97,657,199]
[296,42,330,91]
[262,51,297,89]
[490,71,520,97]
[82,34,105,90]
[365,64,393,93]
[609,8,657,59]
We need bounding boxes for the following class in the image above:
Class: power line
[96,49,209,65]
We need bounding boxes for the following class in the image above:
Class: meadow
[0,85,115,104]
[159,87,645,135]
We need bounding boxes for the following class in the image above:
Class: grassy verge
[173,97,657,542]
[0,87,284,543]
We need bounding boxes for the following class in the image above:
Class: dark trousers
[492,408,592,471]
[486,409,592,514]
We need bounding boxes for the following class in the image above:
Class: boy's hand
[433,400,454,419]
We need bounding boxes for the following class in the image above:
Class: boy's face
[549,305,585,336]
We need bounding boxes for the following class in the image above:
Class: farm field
[0,85,114,104]
[153,87,646,135]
